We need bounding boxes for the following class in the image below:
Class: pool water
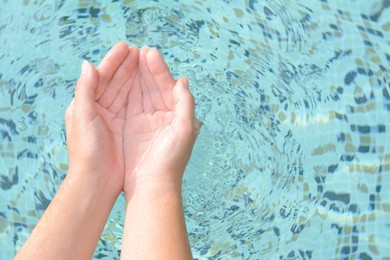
[0,0,389,259]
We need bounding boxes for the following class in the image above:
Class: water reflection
[0,0,389,258]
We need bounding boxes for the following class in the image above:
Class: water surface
[0,0,389,259]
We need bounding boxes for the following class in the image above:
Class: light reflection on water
[0,0,389,259]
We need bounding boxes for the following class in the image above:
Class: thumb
[173,78,195,123]
[194,118,203,136]
[65,99,75,142]
[74,61,98,115]
[173,78,202,142]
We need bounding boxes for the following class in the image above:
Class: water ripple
[1,0,389,258]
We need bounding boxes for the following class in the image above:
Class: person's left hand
[65,42,139,194]
[122,47,201,195]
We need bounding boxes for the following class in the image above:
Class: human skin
[15,42,134,259]
[120,47,200,259]
[15,42,199,259]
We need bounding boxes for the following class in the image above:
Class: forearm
[15,167,120,260]
[121,179,192,260]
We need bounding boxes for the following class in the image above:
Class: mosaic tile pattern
[0,0,389,259]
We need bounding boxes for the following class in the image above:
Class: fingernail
[81,60,89,75]
[181,78,189,89]
[194,119,203,134]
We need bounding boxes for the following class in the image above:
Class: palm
[123,47,176,178]
[93,103,124,173]
[93,44,197,193]
[124,110,174,175]
[123,47,196,191]
[91,43,139,187]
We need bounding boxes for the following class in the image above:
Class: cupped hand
[65,43,199,195]
[123,47,200,194]
[65,42,139,194]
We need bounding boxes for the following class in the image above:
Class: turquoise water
[0,0,389,259]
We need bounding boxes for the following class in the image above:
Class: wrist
[67,163,122,198]
[124,169,183,203]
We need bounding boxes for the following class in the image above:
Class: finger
[74,61,98,116]
[107,47,139,114]
[139,74,155,113]
[126,73,143,118]
[106,72,134,114]
[99,46,139,109]
[172,77,195,123]
[65,99,75,142]
[146,48,176,110]
[96,41,129,100]
[139,46,167,112]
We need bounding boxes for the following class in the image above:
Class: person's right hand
[123,47,201,195]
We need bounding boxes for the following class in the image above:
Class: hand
[65,42,139,194]
[123,47,200,194]
[16,43,141,260]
